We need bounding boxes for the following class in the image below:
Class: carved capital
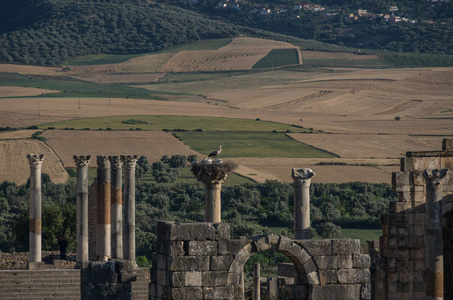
[73,155,91,168]
[97,155,111,169]
[121,155,138,168]
[423,169,448,189]
[292,168,315,182]
[27,154,44,167]
[109,156,123,169]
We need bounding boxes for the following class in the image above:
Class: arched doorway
[228,234,319,299]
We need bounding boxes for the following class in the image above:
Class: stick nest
[191,161,238,183]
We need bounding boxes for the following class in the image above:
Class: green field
[378,51,453,68]
[253,49,300,69]
[0,73,171,99]
[38,115,312,132]
[173,131,337,158]
[301,57,388,69]
[341,228,382,244]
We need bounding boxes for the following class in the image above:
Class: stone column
[424,168,448,300]
[27,154,44,269]
[204,180,223,222]
[97,155,111,261]
[122,155,138,261]
[291,168,315,240]
[74,155,91,263]
[110,156,123,259]
[254,262,261,300]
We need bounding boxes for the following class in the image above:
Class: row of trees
[0,168,396,258]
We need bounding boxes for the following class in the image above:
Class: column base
[294,230,312,240]
[27,261,45,270]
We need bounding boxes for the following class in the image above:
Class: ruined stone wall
[150,221,371,300]
[377,140,453,300]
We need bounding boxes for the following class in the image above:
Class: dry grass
[287,134,453,158]
[42,130,200,167]
[0,86,59,97]
[0,130,39,139]
[0,139,68,185]
[116,53,174,73]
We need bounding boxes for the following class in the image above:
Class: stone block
[202,286,234,300]
[302,259,317,274]
[387,214,408,225]
[156,269,168,286]
[411,225,425,237]
[313,255,337,270]
[392,172,410,189]
[90,261,117,284]
[184,271,202,287]
[332,239,361,255]
[319,269,337,284]
[171,287,204,300]
[411,248,425,261]
[397,237,409,248]
[157,240,185,256]
[168,256,210,271]
[119,271,137,283]
[218,239,251,256]
[210,255,233,271]
[232,243,252,264]
[353,254,371,269]
[169,272,184,288]
[297,239,332,256]
[337,269,370,284]
[186,241,217,256]
[212,223,230,240]
[310,284,361,300]
[306,271,320,285]
[228,260,243,275]
[26,261,45,270]
[165,222,217,241]
[157,221,174,240]
[337,255,353,269]
[412,171,425,186]
[252,236,272,252]
[202,271,228,286]
[155,254,168,270]
[388,237,397,248]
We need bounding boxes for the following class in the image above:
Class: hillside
[0,0,241,66]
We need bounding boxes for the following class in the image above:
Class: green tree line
[0,167,395,259]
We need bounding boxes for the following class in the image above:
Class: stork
[208,145,222,159]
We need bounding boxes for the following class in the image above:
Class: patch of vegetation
[173,131,337,158]
[0,73,168,100]
[38,115,312,133]
[122,119,150,125]
[253,49,300,69]
[378,51,453,68]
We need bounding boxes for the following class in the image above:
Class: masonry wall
[377,145,453,300]
[149,221,371,300]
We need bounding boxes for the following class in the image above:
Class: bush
[136,255,151,267]
[315,222,342,238]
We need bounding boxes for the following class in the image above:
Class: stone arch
[227,234,320,289]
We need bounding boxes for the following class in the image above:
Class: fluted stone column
[97,155,111,261]
[74,155,91,263]
[27,154,44,269]
[122,155,138,261]
[424,168,448,300]
[110,156,123,259]
[253,262,261,300]
[292,168,315,240]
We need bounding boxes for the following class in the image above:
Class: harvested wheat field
[287,134,453,158]
[0,86,59,97]
[0,139,68,185]
[0,130,39,140]
[0,64,64,76]
[230,158,398,184]
[116,37,301,73]
[42,130,201,167]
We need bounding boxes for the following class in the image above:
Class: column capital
[109,156,123,169]
[73,155,91,168]
[423,169,448,189]
[97,155,111,168]
[121,155,138,168]
[291,168,316,186]
[27,154,44,167]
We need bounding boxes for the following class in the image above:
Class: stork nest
[191,161,238,183]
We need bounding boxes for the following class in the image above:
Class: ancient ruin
[11,139,452,299]
[377,139,453,300]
